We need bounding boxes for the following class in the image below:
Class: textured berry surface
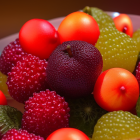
[92,111,140,140]
[95,26,138,72]
[47,40,103,98]
[0,72,9,96]
[0,105,22,139]
[133,28,140,51]
[7,54,49,103]
[21,89,70,139]
[67,95,108,137]
[1,129,44,140]
[83,6,115,29]
[0,38,27,75]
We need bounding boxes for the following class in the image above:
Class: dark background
[0,0,140,39]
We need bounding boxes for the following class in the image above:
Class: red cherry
[19,19,60,59]
[113,14,133,37]
[46,128,89,140]
[0,90,7,105]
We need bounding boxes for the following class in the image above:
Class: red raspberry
[7,54,49,103]
[21,89,70,139]
[135,61,140,88]
[1,128,44,140]
[0,38,27,75]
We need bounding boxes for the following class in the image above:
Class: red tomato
[93,68,139,112]
[19,19,60,59]
[46,128,90,140]
[0,90,7,105]
[58,11,100,45]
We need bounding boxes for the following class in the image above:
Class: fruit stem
[83,6,92,15]
[122,26,128,34]
[120,86,126,93]
[65,45,73,57]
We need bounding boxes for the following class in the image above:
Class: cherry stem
[83,6,92,15]
[65,45,73,57]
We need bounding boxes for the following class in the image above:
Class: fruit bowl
[0,11,140,114]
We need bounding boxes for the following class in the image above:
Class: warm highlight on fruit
[58,11,100,45]
[113,14,133,37]
[46,128,90,140]
[94,68,139,112]
[19,19,60,59]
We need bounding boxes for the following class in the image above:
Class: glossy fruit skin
[0,90,7,105]
[46,128,90,140]
[113,14,133,37]
[93,68,139,112]
[19,19,60,59]
[58,11,100,45]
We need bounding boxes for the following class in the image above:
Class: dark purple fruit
[47,40,103,98]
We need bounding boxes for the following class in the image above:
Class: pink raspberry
[7,54,49,103]
[21,89,70,139]
[1,128,44,140]
[0,38,27,75]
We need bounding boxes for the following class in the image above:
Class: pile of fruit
[1,6,140,140]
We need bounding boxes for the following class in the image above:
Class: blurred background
[0,0,140,39]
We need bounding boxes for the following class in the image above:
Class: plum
[46,40,103,98]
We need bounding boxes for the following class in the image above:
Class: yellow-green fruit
[0,72,9,95]
[133,28,140,52]
[83,6,115,30]
[83,6,139,72]
[95,26,138,72]
[92,111,140,140]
